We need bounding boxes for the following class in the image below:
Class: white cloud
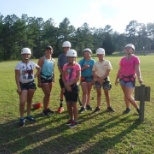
[73,0,154,32]
[1,0,154,33]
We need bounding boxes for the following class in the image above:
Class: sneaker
[136,108,140,114]
[65,119,73,126]
[26,116,36,122]
[86,105,93,111]
[93,107,100,113]
[69,121,78,128]
[46,108,54,114]
[19,118,25,127]
[42,110,50,116]
[57,107,64,113]
[79,107,86,114]
[123,108,130,114]
[107,107,115,112]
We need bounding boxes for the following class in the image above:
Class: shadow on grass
[0,110,141,154]
[80,118,141,154]
[0,112,69,154]
[24,114,140,154]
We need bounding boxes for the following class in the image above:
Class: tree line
[0,13,154,60]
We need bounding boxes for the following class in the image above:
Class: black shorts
[59,74,64,88]
[41,76,53,83]
[64,84,79,102]
[20,81,36,90]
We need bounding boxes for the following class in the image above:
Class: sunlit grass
[0,55,154,154]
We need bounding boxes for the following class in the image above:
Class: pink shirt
[119,55,140,79]
[63,63,81,83]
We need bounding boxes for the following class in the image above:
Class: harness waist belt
[41,74,53,79]
[20,80,34,85]
[82,76,93,79]
[122,74,135,78]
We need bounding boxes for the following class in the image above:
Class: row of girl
[15,41,143,128]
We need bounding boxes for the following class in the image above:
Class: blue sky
[0,0,153,33]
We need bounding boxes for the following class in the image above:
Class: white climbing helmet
[21,48,31,55]
[62,41,71,48]
[66,49,77,57]
[96,48,105,55]
[83,48,92,54]
[124,44,135,51]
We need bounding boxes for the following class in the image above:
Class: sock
[60,100,63,107]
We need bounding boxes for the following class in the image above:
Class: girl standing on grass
[115,44,143,114]
[37,45,55,116]
[62,49,81,128]
[57,41,71,113]
[78,48,95,114]
[15,48,40,127]
[92,48,114,113]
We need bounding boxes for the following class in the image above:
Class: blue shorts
[120,80,134,88]
[94,81,111,90]
[81,76,93,82]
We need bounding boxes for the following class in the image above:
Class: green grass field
[0,55,154,154]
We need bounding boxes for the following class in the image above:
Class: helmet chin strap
[23,58,29,63]
[25,58,29,60]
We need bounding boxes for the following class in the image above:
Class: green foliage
[1,13,154,60]
[0,55,154,154]
[102,33,114,55]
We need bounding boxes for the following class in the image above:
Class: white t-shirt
[92,60,112,78]
[15,61,38,83]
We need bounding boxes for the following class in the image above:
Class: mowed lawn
[0,55,154,154]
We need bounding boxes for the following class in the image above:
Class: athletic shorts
[94,81,111,90]
[20,81,36,90]
[64,84,79,102]
[80,76,93,82]
[59,74,65,88]
[120,79,135,88]
[41,76,53,83]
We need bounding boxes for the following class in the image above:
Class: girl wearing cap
[78,48,95,114]
[15,48,40,127]
[92,48,114,113]
[115,44,143,114]
[38,45,55,116]
[62,49,81,128]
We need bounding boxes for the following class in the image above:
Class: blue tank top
[79,59,95,77]
[41,56,54,77]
